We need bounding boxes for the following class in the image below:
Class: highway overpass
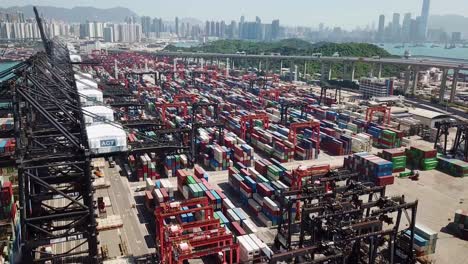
[111,49,468,103]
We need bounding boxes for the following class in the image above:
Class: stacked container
[0,138,15,156]
[164,154,189,177]
[344,152,394,186]
[436,156,468,177]
[407,146,438,170]
[381,148,407,173]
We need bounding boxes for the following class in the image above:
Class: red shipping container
[376,175,395,186]
[160,188,169,202]
[240,181,252,193]
[231,222,246,236]
[201,178,213,190]
[215,189,226,200]
[205,190,216,206]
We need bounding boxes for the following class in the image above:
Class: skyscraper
[377,15,385,41]
[205,21,210,36]
[175,17,179,36]
[402,13,412,42]
[239,16,245,39]
[271,19,280,40]
[392,13,401,40]
[419,0,430,40]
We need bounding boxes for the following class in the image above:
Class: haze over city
[0,0,467,28]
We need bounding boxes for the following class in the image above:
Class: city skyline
[0,0,466,29]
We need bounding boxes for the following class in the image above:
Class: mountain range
[0,5,137,23]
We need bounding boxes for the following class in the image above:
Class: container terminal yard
[0,8,467,264]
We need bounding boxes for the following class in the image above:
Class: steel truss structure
[11,48,99,262]
[434,120,468,160]
[273,175,418,264]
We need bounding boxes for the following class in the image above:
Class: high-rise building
[271,19,280,40]
[175,17,179,36]
[205,21,210,36]
[452,32,462,43]
[392,13,401,40]
[210,21,215,36]
[419,0,430,40]
[377,15,385,41]
[239,16,245,39]
[141,16,151,35]
[229,20,237,39]
[103,27,114,42]
[220,21,226,38]
[215,21,220,37]
[401,13,412,42]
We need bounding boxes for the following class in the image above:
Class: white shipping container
[76,78,98,90]
[154,189,163,203]
[258,212,272,227]
[222,198,236,210]
[242,219,258,234]
[242,235,260,257]
[227,209,240,223]
[145,178,154,191]
[237,236,254,262]
[86,124,127,154]
[263,197,279,211]
[82,106,115,125]
[79,89,103,106]
[252,193,264,205]
[182,185,189,200]
[70,54,81,62]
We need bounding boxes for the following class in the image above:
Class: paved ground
[97,164,154,260]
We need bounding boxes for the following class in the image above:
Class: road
[122,50,468,71]
[98,164,153,258]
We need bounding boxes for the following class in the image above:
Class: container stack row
[381,148,407,173]
[0,118,13,131]
[164,154,189,177]
[344,152,394,186]
[228,159,292,226]
[405,224,438,257]
[0,181,21,264]
[436,156,468,177]
[407,146,438,170]
[0,138,15,156]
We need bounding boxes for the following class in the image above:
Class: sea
[377,43,468,61]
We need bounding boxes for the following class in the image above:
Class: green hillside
[165,39,401,80]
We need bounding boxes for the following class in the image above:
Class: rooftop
[408,108,451,119]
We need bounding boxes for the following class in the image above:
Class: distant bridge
[116,50,467,103]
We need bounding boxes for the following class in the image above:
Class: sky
[1,0,467,29]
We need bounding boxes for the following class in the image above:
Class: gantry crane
[155,102,188,126]
[258,89,280,106]
[239,114,270,140]
[288,121,321,148]
[366,105,391,125]
[154,197,238,264]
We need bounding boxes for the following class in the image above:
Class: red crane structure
[258,89,280,106]
[173,94,198,104]
[154,197,238,264]
[240,114,270,140]
[366,106,391,125]
[156,102,188,126]
[288,121,321,149]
